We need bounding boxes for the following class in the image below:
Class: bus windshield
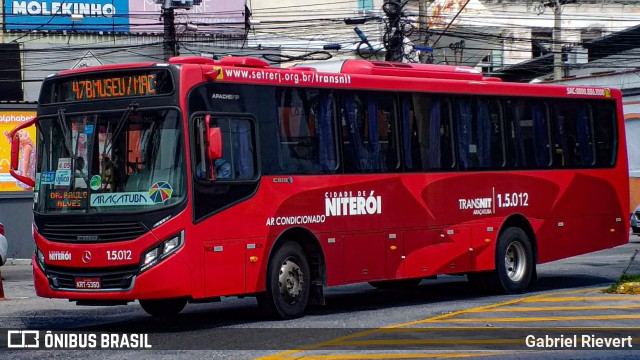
[34,107,185,214]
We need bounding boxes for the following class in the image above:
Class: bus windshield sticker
[148,181,173,203]
[89,175,102,191]
[57,157,71,170]
[41,171,55,185]
[90,192,154,207]
[89,182,172,207]
[54,170,71,186]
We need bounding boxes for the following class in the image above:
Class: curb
[2,258,32,266]
[0,269,3,299]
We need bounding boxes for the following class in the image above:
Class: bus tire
[495,227,534,294]
[139,297,187,317]
[369,279,421,290]
[257,241,310,319]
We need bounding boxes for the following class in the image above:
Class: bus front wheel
[257,241,310,319]
[139,297,188,317]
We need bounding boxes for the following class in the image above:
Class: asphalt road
[0,235,639,359]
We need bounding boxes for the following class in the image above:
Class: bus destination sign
[54,69,173,103]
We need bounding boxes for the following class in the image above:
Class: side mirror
[207,127,222,160]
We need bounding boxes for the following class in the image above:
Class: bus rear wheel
[496,227,534,293]
[257,241,310,319]
[468,227,534,294]
[139,297,188,317]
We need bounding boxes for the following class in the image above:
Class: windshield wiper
[56,108,74,158]
[103,102,138,156]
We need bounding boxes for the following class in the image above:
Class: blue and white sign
[90,192,153,207]
[5,1,130,32]
[41,171,55,184]
[54,169,71,186]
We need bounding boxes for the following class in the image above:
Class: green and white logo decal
[90,175,102,190]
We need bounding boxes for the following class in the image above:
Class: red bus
[10,56,628,318]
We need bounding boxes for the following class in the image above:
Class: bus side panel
[204,241,245,297]
[385,230,403,279]
[342,231,386,283]
[245,237,269,294]
[470,222,500,272]
[536,172,627,263]
[536,214,626,264]
[402,227,472,278]
[402,229,439,278]
[321,232,344,287]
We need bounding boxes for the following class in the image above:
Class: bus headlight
[163,236,180,254]
[35,247,45,270]
[140,231,184,272]
[142,248,159,270]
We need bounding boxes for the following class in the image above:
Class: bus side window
[488,99,506,168]
[401,97,421,171]
[552,101,596,168]
[429,97,455,171]
[340,92,398,173]
[506,99,551,168]
[455,97,474,169]
[276,88,337,174]
[410,94,429,171]
[454,96,506,170]
[592,101,616,166]
[404,94,454,172]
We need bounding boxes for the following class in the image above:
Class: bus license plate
[75,277,101,289]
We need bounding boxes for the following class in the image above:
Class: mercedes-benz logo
[82,250,92,264]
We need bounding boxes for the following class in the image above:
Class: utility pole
[162,0,177,60]
[418,0,434,63]
[384,0,404,62]
[551,0,563,80]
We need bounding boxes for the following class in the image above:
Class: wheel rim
[278,256,304,304]
[504,241,527,282]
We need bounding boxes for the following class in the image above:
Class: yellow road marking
[522,296,640,302]
[475,304,640,312]
[257,296,536,360]
[282,353,506,360]
[441,314,640,323]
[361,326,640,332]
[334,339,523,346]
[255,287,630,360]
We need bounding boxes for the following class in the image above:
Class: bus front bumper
[33,254,192,301]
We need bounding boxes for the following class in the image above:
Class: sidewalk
[0,261,82,320]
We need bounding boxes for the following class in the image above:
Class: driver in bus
[74,156,88,189]
[101,156,117,191]
[197,157,231,180]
